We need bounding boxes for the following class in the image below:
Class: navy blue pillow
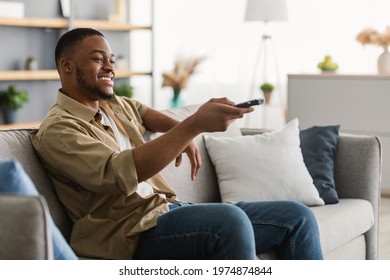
[300,125,340,204]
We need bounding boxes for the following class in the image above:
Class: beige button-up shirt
[30,91,177,259]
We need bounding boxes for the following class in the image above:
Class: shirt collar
[56,90,99,123]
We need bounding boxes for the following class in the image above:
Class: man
[30,28,323,260]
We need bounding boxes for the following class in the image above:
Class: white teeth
[99,77,111,81]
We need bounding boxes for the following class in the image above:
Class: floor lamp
[244,0,288,127]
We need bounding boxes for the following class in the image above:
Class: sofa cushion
[0,129,73,240]
[257,199,373,260]
[300,125,340,204]
[204,118,324,206]
[311,198,374,255]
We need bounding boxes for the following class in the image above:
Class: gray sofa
[0,105,382,260]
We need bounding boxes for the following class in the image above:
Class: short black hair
[55,28,104,68]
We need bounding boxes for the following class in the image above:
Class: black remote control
[234,98,264,108]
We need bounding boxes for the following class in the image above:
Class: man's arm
[141,106,201,181]
[142,107,180,133]
[132,98,253,182]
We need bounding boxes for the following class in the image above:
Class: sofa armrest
[334,134,381,260]
[0,194,53,260]
[333,134,381,201]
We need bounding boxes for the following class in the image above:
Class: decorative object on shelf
[115,54,128,70]
[60,0,71,18]
[109,0,126,22]
[317,55,338,73]
[162,55,205,108]
[25,56,38,71]
[114,83,133,98]
[0,85,29,124]
[356,26,390,74]
[259,82,274,104]
[377,49,390,75]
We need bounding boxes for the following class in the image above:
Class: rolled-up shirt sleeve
[32,119,139,196]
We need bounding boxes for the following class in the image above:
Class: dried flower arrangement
[356,26,390,50]
[162,56,206,94]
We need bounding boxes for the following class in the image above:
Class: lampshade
[245,0,288,22]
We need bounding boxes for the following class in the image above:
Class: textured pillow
[0,159,78,260]
[204,119,324,206]
[300,125,340,204]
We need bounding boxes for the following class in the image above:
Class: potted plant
[114,83,133,98]
[259,82,274,104]
[0,85,29,124]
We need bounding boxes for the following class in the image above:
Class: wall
[151,0,390,128]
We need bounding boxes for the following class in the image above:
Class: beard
[76,67,113,101]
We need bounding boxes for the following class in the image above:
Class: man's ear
[59,58,73,74]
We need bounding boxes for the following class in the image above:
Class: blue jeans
[133,201,323,260]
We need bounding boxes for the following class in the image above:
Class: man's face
[71,35,116,101]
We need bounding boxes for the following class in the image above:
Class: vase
[263,91,272,105]
[170,89,184,108]
[377,48,390,75]
[25,59,38,71]
[1,108,17,124]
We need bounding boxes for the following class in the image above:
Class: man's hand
[191,97,254,133]
[175,139,202,181]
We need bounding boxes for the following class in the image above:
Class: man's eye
[94,57,103,62]
[110,60,116,65]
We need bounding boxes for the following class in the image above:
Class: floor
[379,197,390,259]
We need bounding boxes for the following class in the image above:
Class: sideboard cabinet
[288,74,390,191]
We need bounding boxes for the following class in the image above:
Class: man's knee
[282,201,318,228]
[183,203,256,259]
[210,204,256,259]
[200,203,253,231]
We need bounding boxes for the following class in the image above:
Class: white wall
[129,0,390,127]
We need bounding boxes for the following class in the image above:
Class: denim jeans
[133,201,323,260]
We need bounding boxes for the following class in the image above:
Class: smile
[98,77,112,81]
[97,72,115,81]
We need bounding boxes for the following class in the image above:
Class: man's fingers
[175,154,182,167]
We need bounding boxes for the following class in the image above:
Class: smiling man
[56,32,115,107]
[30,28,323,260]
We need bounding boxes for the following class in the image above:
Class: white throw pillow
[204,119,325,206]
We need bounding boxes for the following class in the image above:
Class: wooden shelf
[0,17,151,31]
[0,70,151,81]
[0,121,40,130]
[118,70,153,77]
[0,17,67,28]
[74,19,151,31]
[0,70,59,81]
